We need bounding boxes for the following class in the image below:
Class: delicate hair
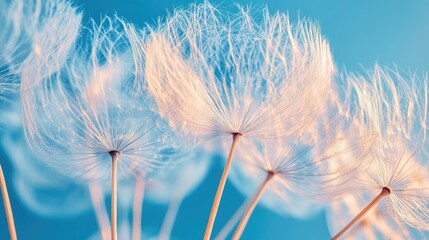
[347,65,428,143]
[328,66,429,232]
[327,193,413,240]
[1,0,82,102]
[1,112,92,217]
[361,138,429,230]
[327,138,429,234]
[228,122,366,217]
[144,1,335,140]
[21,17,184,181]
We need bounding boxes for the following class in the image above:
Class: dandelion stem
[159,194,184,240]
[204,133,242,240]
[215,196,252,240]
[331,187,391,240]
[89,184,110,240]
[232,171,274,240]
[0,164,16,240]
[110,151,120,240]
[132,178,145,240]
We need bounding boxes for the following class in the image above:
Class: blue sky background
[1,0,429,239]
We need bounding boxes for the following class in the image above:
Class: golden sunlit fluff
[143,3,336,238]
[362,139,429,229]
[1,0,429,239]
[348,65,428,143]
[145,2,335,139]
[228,139,322,219]
[327,193,412,240]
[329,66,429,239]
[229,133,360,211]
[225,125,370,239]
[328,138,429,239]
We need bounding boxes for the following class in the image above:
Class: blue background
[1,0,429,239]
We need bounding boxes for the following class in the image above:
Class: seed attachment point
[381,186,391,196]
[109,150,121,157]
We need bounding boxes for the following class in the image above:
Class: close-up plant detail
[329,66,429,240]
[20,16,185,240]
[144,3,335,238]
[0,0,82,239]
[0,0,428,239]
[226,133,362,239]
[328,193,413,239]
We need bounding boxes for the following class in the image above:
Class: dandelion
[0,1,81,239]
[215,79,362,240]
[0,0,81,106]
[224,125,366,239]
[87,146,210,240]
[0,0,23,101]
[21,17,182,240]
[145,2,335,238]
[327,193,413,240]
[219,138,318,239]
[0,0,34,100]
[330,66,429,239]
[1,110,92,217]
[331,138,429,239]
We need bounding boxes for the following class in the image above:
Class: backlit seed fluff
[144,2,335,140]
[21,17,184,181]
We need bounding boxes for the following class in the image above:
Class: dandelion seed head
[229,151,320,218]
[228,127,361,218]
[145,2,335,140]
[21,17,185,181]
[1,110,92,217]
[327,193,414,240]
[0,0,81,103]
[358,139,429,230]
[334,65,429,231]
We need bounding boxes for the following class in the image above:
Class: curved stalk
[0,164,16,240]
[204,133,241,240]
[232,171,274,240]
[331,187,391,240]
